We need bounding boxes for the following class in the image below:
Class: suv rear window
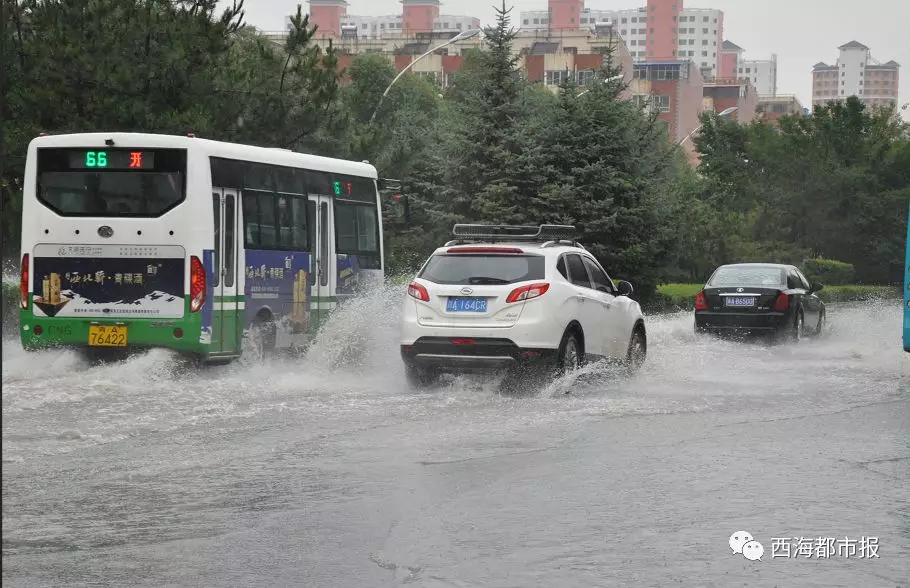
[708,266,786,287]
[418,254,545,285]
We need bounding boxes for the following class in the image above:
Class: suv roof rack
[446,224,583,248]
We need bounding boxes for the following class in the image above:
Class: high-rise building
[305,0,480,39]
[307,0,349,38]
[812,41,900,109]
[737,54,777,97]
[520,0,725,79]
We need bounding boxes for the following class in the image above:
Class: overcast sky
[221,0,909,117]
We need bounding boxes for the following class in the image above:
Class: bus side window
[277,195,293,248]
[256,192,278,249]
[242,194,258,248]
[224,194,235,287]
[212,193,221,288]
[307,200,316,285]
[291,197,308,249]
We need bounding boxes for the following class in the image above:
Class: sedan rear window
[418,254,545,285]
[708,266,786,287]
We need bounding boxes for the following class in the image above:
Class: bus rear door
[212,188,241,355]
[308,194,336,333]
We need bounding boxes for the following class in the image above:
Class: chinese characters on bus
[61,264,162,286]
[246,264,286,280]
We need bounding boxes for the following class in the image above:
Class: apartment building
[306,0,480,39]
[720,41,778,97]
[520,0,725,79]
[756,95,804,125]
[629,61,704,153]
[812,41,900,109]
[308,27,634,96]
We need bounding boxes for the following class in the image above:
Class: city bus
[905,199,909,353]
[18,132,385,363]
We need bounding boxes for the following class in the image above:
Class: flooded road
[3,289,909,587]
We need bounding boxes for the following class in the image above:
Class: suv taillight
[190,255,205,312]
[506,282,549,303]
[20,253,29,309]
[408,281,430,302]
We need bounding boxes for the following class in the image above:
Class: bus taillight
[20,254,29,309]
[190,255,205,312]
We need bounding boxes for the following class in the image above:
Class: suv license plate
[446,297,488,313]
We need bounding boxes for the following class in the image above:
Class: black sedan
[693,263,826,341]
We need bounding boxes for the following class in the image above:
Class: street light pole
[677,106,738,147]
[368,28,482,125]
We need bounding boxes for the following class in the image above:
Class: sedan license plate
[88,325,128,347]
[725,296,756,307]
[446,297,488,313]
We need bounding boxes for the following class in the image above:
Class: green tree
[0,1,344,257]
[444,1,532,223]
[693,96,909,284]
[528,59,682,300]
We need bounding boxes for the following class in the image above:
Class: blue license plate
[725,296,756,307]
[446,297,488,312]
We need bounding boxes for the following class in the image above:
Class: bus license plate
[88,325,128,347]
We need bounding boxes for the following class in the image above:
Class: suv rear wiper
[468,277,511,285]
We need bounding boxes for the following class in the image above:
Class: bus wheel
[248,314,277,360]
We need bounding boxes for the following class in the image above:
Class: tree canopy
[2,0,907,296]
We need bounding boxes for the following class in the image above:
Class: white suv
[399,224,647,390]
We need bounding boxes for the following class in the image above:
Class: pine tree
[443,1,533,224]
[530,51,678,301]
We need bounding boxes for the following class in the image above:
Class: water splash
[2,288,905,463]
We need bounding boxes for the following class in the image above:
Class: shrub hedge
[800,258,856,286]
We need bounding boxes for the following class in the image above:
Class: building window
[577,70,596,85]
[545,70,568,85]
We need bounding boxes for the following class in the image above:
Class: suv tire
[404,362,439,390]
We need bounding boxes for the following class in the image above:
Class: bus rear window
[36,148,186,217]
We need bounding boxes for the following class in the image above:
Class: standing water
[2,283,908,587]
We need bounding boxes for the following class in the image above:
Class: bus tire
[250,312,277,358]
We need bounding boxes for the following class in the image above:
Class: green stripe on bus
[214,295,337,302]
